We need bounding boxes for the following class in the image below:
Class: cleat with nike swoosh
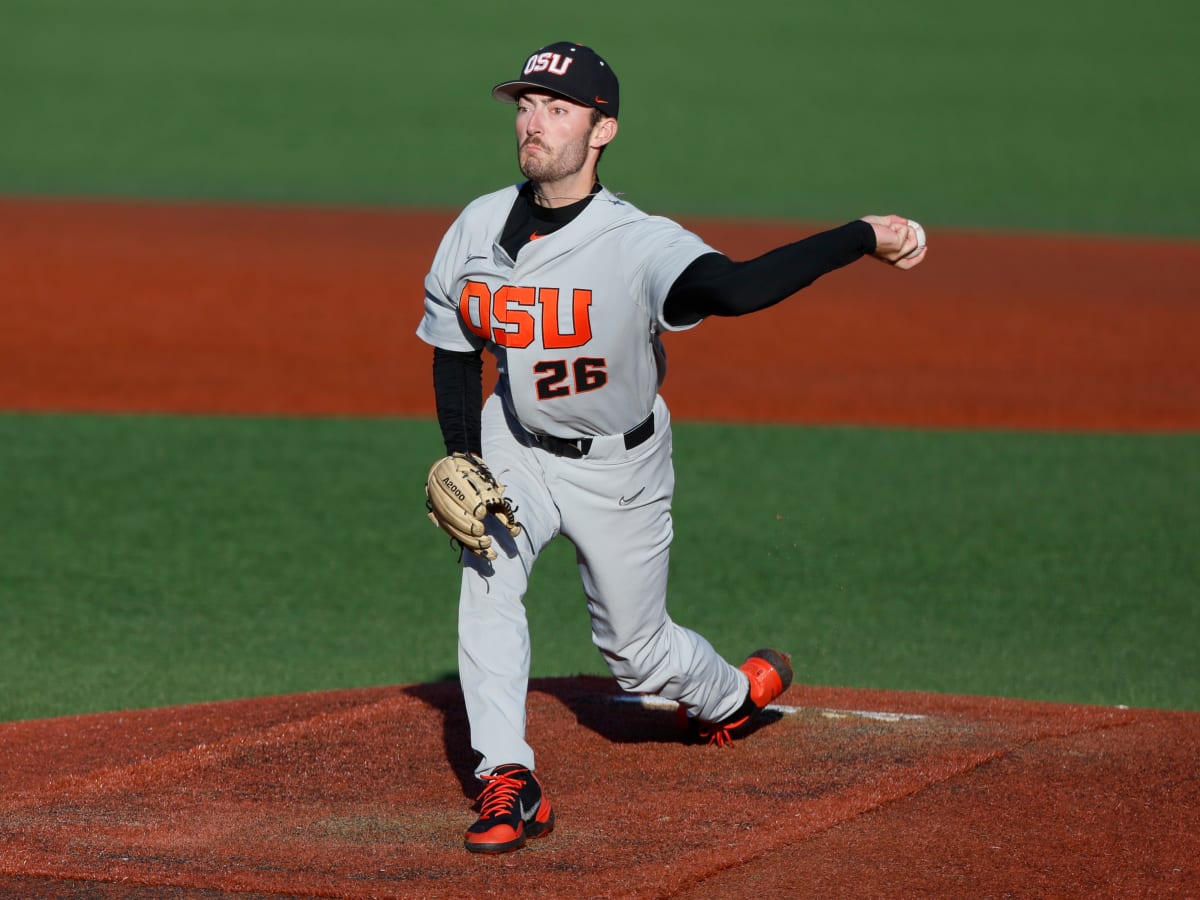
[464,764,555,853]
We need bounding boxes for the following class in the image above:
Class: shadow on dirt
[402,674,785,799]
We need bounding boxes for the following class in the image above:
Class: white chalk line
[605,693,926,723]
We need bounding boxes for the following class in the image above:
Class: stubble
[518,130,591,185]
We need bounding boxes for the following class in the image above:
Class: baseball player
[418,41,928,854]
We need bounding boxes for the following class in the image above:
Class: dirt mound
[1,679,1195,898]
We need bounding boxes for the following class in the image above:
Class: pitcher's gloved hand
[425,452,522,560]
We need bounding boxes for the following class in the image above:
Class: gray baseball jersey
[418,185,750,775]
[418,185,714,436]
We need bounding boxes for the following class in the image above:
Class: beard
[518,130,591,184]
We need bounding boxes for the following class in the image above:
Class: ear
[591,116,618,149]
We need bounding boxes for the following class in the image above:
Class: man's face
[515,91,596,184]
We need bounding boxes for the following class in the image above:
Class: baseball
[905,219,926,259]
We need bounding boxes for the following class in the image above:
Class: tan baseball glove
[425,452,522,560]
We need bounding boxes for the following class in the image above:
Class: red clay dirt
[1,681,1196,899]
[1,197,1198,898]
[2,197,1199,429]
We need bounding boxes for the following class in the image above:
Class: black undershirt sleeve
[432,347,484,455]
[663,219,877,327]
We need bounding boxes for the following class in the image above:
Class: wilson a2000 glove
[425,452,522,560]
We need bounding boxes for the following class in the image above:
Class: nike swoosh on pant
[619,487,646,506]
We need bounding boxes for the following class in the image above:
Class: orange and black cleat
[464,764,555,853]
[690,648,794,746]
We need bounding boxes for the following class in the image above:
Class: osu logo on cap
[524,52,574,77]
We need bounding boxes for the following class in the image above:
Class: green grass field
[1,2,1198,721]
[3,0,1199,235]
[2,415,1196,721]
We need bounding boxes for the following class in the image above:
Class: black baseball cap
[492,42,619,118]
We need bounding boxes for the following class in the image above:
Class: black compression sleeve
[432,347,484,455]
[663,219,876,326]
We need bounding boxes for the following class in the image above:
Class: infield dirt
[3,198,1199,429]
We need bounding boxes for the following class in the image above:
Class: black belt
[532,412,655,459]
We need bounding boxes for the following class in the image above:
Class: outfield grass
[2,0,1198,236]
[2,413,1195,722]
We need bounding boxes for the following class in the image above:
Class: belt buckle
[535,433,583,458]
[556,438,584,459]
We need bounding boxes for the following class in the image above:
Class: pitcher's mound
[1,677,1196,898]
